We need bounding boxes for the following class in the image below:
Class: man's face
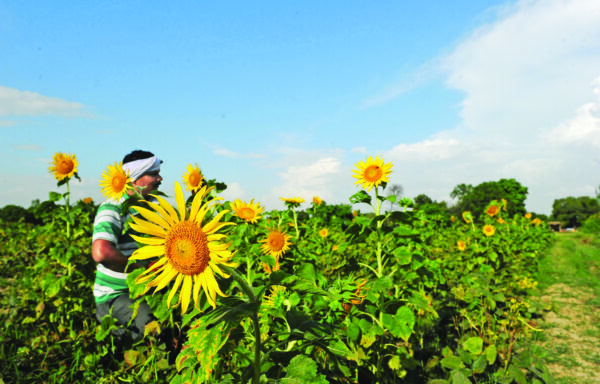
[133,170,162,197]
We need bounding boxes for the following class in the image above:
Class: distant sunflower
[486,205,500,217]
[129,182,236,313]
[524,213,532,219]
[457,240,466,251]
[462,211,473,224]
[230,199,264,223]
[183,163,204,193]
[483,224,496,237]
[281,196,304,209]
[352,156,393,191]
[259,228,291,259]
[531,218,542,226]
[99,162,132,201]
[82,197,93,204]
[332,244,339,251]
[312,196,323,206]
[319,228,329,238]
[49,152,78,181]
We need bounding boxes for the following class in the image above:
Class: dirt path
[537,283,600,384]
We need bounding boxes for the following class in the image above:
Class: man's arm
[92,239,143,273]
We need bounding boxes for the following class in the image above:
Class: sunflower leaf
[349,190,372,205]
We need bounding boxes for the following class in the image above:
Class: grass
[531,231,600,384]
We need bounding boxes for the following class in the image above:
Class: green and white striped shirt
[92,196,140,304]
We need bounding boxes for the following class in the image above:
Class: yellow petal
[167,273,184,308]
[202,210,231,233]
[200,272,216,308]
[174,182,186,221]
[130,219,167,238]
[188,186,209,222]
[130,234,165,246]
[134,206,171,230]
[154,194,180,224]
[146,199,176,227]
[193,274,202,309]
[131,245,164,260]
[180,275,193,314]
[153,264,178,292]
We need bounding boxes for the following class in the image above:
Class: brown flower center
[57,159,74,174]
[238,207,255,220]
[189,172,201,187]
[112,175,126,190]
[165,221,210,275]
[364,165,382,182]
[267,231,286,252]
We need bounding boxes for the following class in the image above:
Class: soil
[537,283,600,384]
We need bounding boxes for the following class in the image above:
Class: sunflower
[319,228,329,238]
[49,152,78,181]
[281,196,304,209]
[352,155,393,191]
[531,218,542,226]
[259,228,291,259]
[462,211,473,224]
[99,162,132,201]
[230,199,264,223]
[524,212,532,219]
[332,244,339,251]
[457,240,466,251]
[128,181,236,313]
[486,204,500,217]
[312,196,323,206]
[183,163,204,193]
[82,197,93,204]
[483,224,496,237]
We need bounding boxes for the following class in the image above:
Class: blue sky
[2,0,600,215]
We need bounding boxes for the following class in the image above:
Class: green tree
[450,178,528,219]
[551,196,600,228]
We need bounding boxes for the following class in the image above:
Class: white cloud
[443,0,600,137]
[14,144,43,151]
[266,156,345,209]
[0,86,85,117]
[219,182,246,202]
[213,147,267,159]
[546,76,600,147]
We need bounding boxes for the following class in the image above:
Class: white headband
[123,156,162,181]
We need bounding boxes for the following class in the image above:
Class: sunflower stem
[65,180,71,239]
[226,267,261,384]
[374,187,384,278]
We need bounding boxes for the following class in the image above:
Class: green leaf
[281,355,328,384]
[472,354,487,374]
[381,306,415,342]
[349,190,372,205]
[450,369,471,384]
[49,191,62,202]
[441,356,464,370]
[462,336,483,355]
[484,345,497,365]
[188,317,232,383]
[393,246,412,265]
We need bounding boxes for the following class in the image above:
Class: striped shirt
[92,196,140,304]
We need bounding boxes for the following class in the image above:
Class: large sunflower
[99,162,132,201]
[259,228,291,259]
[183,163,204,193]
[49,152,78,181]
[230,199,264,223]
[352,156,393,191]
[129,182,236,313]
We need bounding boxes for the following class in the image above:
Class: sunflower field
[0,153,556,384]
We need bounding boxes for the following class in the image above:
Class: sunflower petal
[154,194,180,224]
[174,182,186,221]
[130,219,167,238]
[134,206,171,230]
[131,245,164,260]
[130,234,165,246]
[180,275,193,314]
[167,273,184,308]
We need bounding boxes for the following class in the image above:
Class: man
[91,150,163,341]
